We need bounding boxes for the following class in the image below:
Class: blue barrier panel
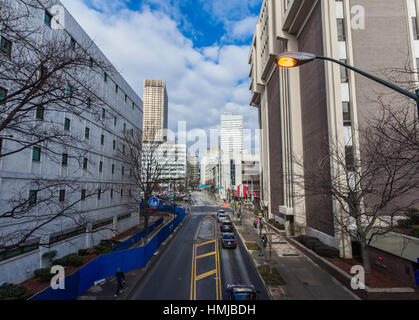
[111,218,163,252]
[30,207,186,300]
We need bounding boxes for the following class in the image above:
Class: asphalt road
[128,192,269,300]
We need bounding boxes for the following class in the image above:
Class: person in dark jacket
[114,267,125,297]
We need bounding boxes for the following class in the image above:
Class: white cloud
[61,0,258,152]
[231,16,258,40]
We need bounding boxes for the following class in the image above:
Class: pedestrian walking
[254,219,258,229]
[114,267,125,297]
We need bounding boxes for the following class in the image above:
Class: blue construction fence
[111,217,164,253]
[30,208,186,300]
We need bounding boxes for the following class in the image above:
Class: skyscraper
[220,113,243,199]
[143,80,168,142]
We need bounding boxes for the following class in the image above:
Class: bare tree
[292,102,419,273]
[120,128,168,241]
[0,0,118,251]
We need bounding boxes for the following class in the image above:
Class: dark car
[220,220,233,232]
[221,233,237,249]
[226,284,257,300]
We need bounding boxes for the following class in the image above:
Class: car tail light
[233,241,237,244]
[222,241,226,244]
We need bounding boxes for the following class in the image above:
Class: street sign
[148,197,160,209]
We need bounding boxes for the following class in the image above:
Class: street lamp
[276,51,419,117]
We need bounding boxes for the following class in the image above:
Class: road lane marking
[216,237,222,300]
[190,243,196,300]
[195,269,217,281]
[196,240,216,247]
[196,251,216,259]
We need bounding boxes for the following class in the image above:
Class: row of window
[29,186,134,204]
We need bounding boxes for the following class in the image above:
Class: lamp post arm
[316,55,418,101]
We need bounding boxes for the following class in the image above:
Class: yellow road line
[190,243,195,300]
[195,269,217,281]
[196,251,216,259]
[196,240,216,247]
[216,238,222,300]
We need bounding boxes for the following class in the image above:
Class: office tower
[249,0,419,273]
[142,80,168,142]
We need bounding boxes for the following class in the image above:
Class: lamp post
[259,214,264,257]
[276,52,419,117]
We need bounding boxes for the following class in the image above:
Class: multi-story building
[187,153,200,189]
[200,147,220,186]
[249,0,419,260]
[142,80,168,142]
[0,1,143,284]
[220,113,243,199]
[241,151,261,201]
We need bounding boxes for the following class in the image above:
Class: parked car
[226,284,258,300]
[220,220,234,232]
[221,233,237,249]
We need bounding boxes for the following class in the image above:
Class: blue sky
[62,0,262,151]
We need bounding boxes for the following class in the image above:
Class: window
[337,18,346,41]
[59,190,66,202]
[345,146,355,169]
[102,109,106,118]
[92,219,112,231]
[81,189,86,200]
[413,17,419,40]
[132,102,135,110]
[32,147,41,162]
[36,106,44,120]
[121,189,124,198]
[64,118,71,131]
[118,214,131,222]
[115,84,119,93]
[110,189,114,199]
[340,60,348,83]
[70,37,76,49]
[0,87,7,101]
[125,94,128,102]
[83,157,88,170]
[99,161,103,173]
[122,167,125,176]
[104,72,108,82]
[0,243,39,262]
[123,123,126,131]
[113,140,116,150]
[101,134,104,145]
[114,117,117,126]
[122,145,125,155]
[0,36,12,57]
[29,190,37,205]
[343,102,351,125]
[62,153,68,166]
[89,57,94,68]
[85,127,90,139]
[112,164,115,174]
[87,98,91,108]
[98,189,101,200]
[49,228,85,244]
[44,10,53,27]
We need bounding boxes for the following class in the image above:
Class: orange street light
[276,51,419,118]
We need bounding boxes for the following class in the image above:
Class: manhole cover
[282,254,300,257]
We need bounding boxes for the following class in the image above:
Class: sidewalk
[233,209,358,300]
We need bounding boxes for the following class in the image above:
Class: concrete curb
[232,220,274,300]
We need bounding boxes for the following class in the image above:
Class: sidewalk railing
[30,208,186,300]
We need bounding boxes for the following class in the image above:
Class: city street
[127,192,270,300]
